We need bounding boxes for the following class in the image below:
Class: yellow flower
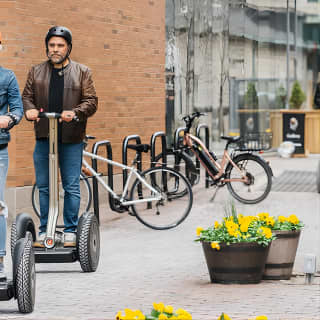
[121,309,145,320]
[278,215,287,223]
[218,313,231,320]
[116,311,123,320]
[177,312,192,320]
[153,302,165,313]
[258,227,272,239]
[214,221,220,229]
[288,214,299,225]
[196,227,204,236]
[159,314,168,320]
[164,305,173,314]
[255,316,268,320]
[240,222,249,233]
[211,242,220,250]
[265,216,275,227]
[258,212,269,221]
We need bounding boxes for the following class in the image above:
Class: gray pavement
[1,154,320,320]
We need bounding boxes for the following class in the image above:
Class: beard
[48,52,67,65]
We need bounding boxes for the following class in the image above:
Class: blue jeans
[0,147,8,257]
[33,140,83,234]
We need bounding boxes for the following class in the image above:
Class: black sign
[283,113,305,154]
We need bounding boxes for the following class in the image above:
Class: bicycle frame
[82,151,162,206]
[183,133,249,184]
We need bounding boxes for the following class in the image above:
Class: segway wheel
[77,212,100,272]
[10,213,36,258]
[13,236,36,313]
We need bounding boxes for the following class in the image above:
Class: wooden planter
[202,242,270,284]
[263,230,301,280]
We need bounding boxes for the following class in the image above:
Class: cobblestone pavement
[1,156,320,320]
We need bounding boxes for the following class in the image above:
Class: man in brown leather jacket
[22,26,98,247]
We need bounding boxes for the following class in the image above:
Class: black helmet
[45,26,72,53]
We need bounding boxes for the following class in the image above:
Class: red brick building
[0,0,166,188]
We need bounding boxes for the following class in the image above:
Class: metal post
[46,116,59,244]
[286,0,290,109]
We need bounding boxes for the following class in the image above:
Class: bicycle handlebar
[182,112,206,131]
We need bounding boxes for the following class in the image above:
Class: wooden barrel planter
[202,242,270,284]
[263,230,301,280]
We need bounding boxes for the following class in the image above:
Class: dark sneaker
[33,233,46,248]
[64,232,76,247]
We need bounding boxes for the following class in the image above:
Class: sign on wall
[283,113,305,154]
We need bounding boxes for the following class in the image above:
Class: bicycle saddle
[220,136,241,142]
[127,144,150,153]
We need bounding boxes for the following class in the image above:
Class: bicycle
[153,128,199,186]
[179,112,273,204]
[32,135,193,231]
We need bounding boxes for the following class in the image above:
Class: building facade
[0,0,166,189]
[165,0,320,140]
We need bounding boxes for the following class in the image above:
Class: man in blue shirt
[0,31,23,279]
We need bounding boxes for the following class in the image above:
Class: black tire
[225,154,272,204]
[317,160,320,193]
[130,167,193,230]
[13,236,36,313]
[10,213,36,259]
[154,151,199,186]
[32,173,92,219]
[77,212,100,272]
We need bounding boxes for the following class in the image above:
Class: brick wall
[0,0,166,187]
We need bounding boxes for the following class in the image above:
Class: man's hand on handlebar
[25,109,40,121]
[0,115,12,129]
[60,111,76,123]
[26,109,77,123]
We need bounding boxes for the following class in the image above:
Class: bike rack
[150,132,168,202]
[150,131,167,168]
[196,124,210,188]
[174,127,186,150]
[122,135,142,187]
[91,140,114,222]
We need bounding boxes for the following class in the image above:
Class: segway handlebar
[38,111,79,122]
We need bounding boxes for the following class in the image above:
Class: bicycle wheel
[225,153,272,204]
[130,167,193,230]
[32,173,92,219]
[154,151,199,186]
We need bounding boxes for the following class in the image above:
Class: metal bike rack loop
[122,135,142,187]
[150,132,167,199]
[91,140,114,223]
[174,127,186,150]
[196,124,210,188]
[150,131,167,168]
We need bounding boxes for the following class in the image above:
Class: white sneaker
[33,233,46,248]
[64,233,76,247]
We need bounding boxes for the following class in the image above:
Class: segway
[1,122,36,313]
[14,112,99,272]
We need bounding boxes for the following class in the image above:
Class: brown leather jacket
[22,60,98,143]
